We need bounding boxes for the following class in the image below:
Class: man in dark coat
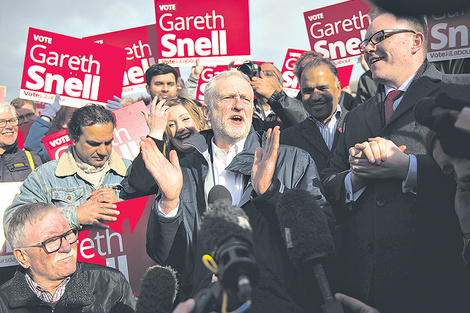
[280,57,348,174]
[133,70,334,313]
[321,7,470,313]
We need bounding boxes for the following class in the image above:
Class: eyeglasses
[18,227,79,254]
[0,117,19,128]
[358,29,416,52]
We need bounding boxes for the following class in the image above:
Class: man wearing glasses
[321,7,470,313]
[0,202,136,312]
[0,103,42,183]
[0,103,43,286]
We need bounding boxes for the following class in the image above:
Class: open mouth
[176,132,192,141]
[231,115,244,123]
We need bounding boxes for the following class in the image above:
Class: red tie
[384,90,404,123]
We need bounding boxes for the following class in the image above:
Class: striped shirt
[307,106,342,151]
[25,273,70,304]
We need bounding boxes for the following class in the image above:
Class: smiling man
[4,104,136,232]
[132,70,333,312]
[145,63,179,102]
[0,202,136,312]
[321,7,470,313]
[280,57,347,173]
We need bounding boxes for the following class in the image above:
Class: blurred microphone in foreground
[190,185,259,313]
[136,265,178,313]
[276,188,345,313]
[414,93,470,159]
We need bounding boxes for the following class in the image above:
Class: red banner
[195,65,227,102]
[42,128,71,161]
[427,10,470,61]
[281,49,307,98]
[154,0,251,66]
[303,0,370,69]
[83,25,158,98]
[78,195,156,295]
[111,100,149,160]
[42,101,149,161]
[20,28,126,107]
[0,86,5,103]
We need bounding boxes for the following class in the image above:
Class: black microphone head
[208,185,233,207]
[201,200,252,254]
[136,265,178,313]
[276,188,335,268]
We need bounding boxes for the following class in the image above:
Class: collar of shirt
[211,137,246,205]
[384,73,416,110]
[307,106,342,151]
[25,273,70,304]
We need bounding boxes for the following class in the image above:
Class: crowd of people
[1,6,470,313]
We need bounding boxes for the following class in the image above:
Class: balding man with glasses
[0,202,136,312]
[321,7,470,313]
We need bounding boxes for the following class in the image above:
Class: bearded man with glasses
[321,7,470,313]
[0,202,136,312]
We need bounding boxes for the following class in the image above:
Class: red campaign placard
[154,0,251,66]
[195,65,227,102]
[83,25,158,97]
[41,101,148,161]
[281,48,354,98]
[20,28,126,107]
[77,195,156,295]
[42,128,71,161]
[303,0,370,69]
[111,100,149,160]
[0,86,5,103]
[281,49,307,98]
[427,10,470,61]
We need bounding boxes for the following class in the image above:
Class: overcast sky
[0,0,340,102]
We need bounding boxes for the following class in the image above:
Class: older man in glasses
[0,202,136,312]
[321,7,470,313]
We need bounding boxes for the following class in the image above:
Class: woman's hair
[162,95,210,157]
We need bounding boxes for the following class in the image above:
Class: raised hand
[140,136,182,214]
[252,126,280,195]
[142,97,170,140]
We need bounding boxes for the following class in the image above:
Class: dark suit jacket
[321,65,470,313]
[280,103,348,174]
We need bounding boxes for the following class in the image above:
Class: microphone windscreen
[201,201,252,254]
[208,185,233,206]
[136,265,178,313]
[276,188,335,268]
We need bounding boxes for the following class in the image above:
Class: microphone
[193,195,259,313]
[414,94,470,159]
[136,265,178,313]
[207,184,233,207]
[276,188,344,313]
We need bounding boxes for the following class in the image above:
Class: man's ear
[145,84,151,96]
[14,249,31,269]
[411,32,425,54]
[201,103,211,122]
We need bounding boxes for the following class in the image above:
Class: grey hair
[0,103,16,117]
[203,70,252,110]
[6,203,61,249]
